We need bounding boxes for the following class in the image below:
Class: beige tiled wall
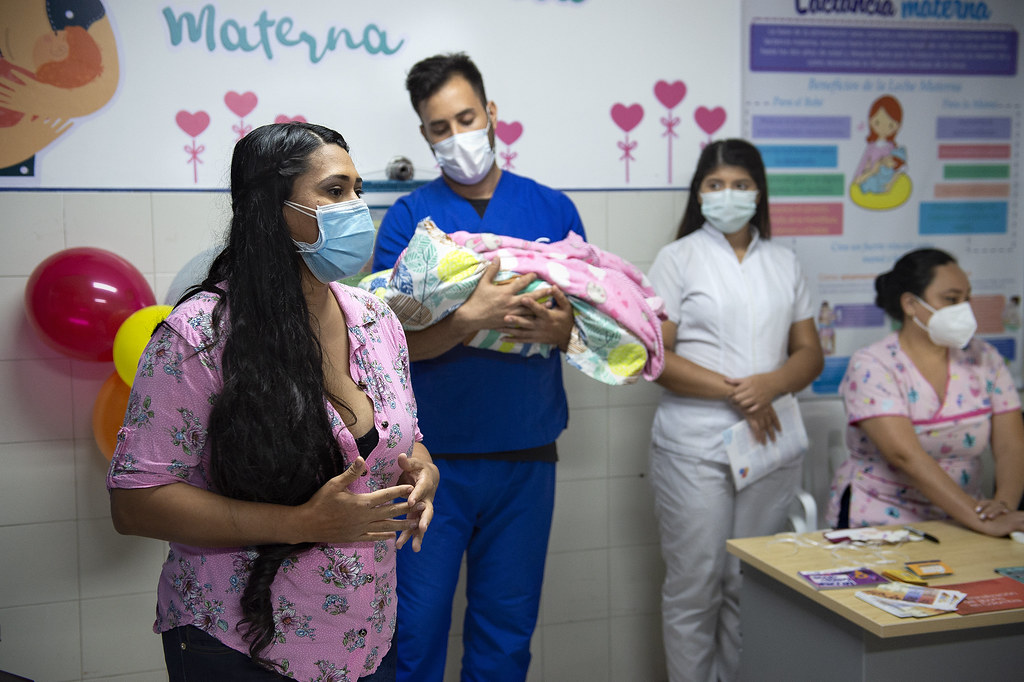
[0,188,842,681]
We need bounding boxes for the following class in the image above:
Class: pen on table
[904,525,940,543]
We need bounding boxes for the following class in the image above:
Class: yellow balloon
[113,305,173,386]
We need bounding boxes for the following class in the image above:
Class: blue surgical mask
[285,198,376,283]
[700,189,758,234]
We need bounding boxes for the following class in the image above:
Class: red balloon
[25,248,155,361]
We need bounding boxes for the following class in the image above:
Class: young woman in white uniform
[647,139,824,682]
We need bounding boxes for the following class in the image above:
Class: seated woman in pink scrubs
[828,248,1024,536]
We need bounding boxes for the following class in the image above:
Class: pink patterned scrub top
[827,333,1020,527]
[106,283,422,681]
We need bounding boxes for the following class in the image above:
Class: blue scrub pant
[396,458,556,682]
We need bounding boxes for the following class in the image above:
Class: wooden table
[727,521,1024,681]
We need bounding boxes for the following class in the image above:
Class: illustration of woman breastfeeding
[0,0,119,177]
[850,95,912,210]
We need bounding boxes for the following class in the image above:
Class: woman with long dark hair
[828,248,1024,534]
[107,122,437,681]
[647,138,823,681]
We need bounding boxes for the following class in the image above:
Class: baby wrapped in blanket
[357,218,666,386]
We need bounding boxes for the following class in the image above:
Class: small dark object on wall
[385,155,415,181]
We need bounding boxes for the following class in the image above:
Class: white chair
[786,488,819,534]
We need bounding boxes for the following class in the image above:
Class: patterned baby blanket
[357,218,665,385]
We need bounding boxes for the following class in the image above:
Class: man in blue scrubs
[373,52,586,682]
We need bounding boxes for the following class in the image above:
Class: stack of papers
[855,582,966,618]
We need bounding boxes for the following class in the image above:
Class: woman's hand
[744,404,781,445]
[975,498,1012,521]
[395,446,439,552]
[297,457,420,544]
[973,510,1024,538]
[726,373,780,414]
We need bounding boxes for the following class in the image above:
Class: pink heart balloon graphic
[225,91,258,118]
[275,114,308,123]
[654,80,687,109]
[611,103,644,133]
[695,106,727,135]
[175,110,210,138]
[496,120,523,145]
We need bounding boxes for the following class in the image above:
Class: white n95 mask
[913,297,977,349]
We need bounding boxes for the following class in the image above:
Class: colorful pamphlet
[723,394,808,492]
[881,568,928,586]
[855,582,966,618]
[943,577,1024,615]
[905,559,953,578]
[798,566,888,590]
[994,565,1024,585]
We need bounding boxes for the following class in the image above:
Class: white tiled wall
[0,188,843,681]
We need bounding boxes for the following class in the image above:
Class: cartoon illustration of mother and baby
[0,0,118,177]
[850,95,912,210]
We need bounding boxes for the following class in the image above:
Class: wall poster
[0,0,742,192]
[743,0,1024,392]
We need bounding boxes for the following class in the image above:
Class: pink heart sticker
[175,110,210,138]
[225,91,258,118]
[496,120,523,145]
[695,106,727,135]
[275,114,308,123]
[611,103,644,133]
[654,80,687,109]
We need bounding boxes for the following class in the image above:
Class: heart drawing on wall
[694,106,727,136]
[611,103,644,133]
[496,120,523,145]
[654,80,687,110]
[224,91,258,118]
[175,110,210,138]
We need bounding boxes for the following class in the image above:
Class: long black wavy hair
[676,138,771,241]
[183,122,354,667]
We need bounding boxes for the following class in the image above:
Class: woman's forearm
[765,344,825,397]
[860,416,1005,534]
[991,410,1024,508]
[767,318,824,396]
[110,483,306,547]
[654,351,733,400]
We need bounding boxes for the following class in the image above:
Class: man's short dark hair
[406,52,488,115]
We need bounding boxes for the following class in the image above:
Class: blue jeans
[396,458,556,682]
[162,625,397,681]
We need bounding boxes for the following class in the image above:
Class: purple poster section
[750,24,1017,76]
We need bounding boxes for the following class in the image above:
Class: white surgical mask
[912,297,977,349]
[285,198,376,283]
[700,189,758,234]
[432,121,495,185]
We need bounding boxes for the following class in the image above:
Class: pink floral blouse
[107,283,421,681]
[827,333,1020,527]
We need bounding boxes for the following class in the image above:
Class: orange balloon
[92,371,131,461]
